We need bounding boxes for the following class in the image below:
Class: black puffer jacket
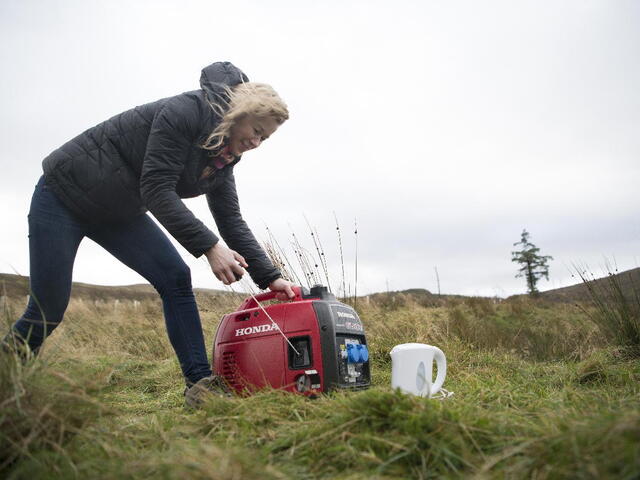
[42,61,281,289]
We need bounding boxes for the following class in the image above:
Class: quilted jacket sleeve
[140,97,219,257]
[206,174,282,289]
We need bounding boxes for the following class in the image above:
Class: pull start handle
[237,285,303,311]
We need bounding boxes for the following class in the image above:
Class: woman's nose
[250,136,261,148]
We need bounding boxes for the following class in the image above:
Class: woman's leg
[88,215,212,385]
[5,177,86,355]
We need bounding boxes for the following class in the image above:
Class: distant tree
[511,229,553,295]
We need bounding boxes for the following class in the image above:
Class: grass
[1,291,639,479]
[576,266,640,356]
[0,345,104,473]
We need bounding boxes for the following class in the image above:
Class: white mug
[390,343,447,397]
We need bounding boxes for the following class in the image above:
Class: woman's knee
[173,263,193,293]
[154,261,194,298]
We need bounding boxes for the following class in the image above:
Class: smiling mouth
[211,146,238,169]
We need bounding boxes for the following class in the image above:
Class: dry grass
[1,288,639,478]
[577,267,640,356]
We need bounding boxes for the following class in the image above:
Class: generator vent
[221,351,242,390]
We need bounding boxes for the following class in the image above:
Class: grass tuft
[577,266,640,356]
[0,352,103,474]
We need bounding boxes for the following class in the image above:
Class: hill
[0,272,231,303]
[3,266,639,306]
[539,266,640,303]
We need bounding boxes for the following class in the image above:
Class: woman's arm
[140,96,219,257]
[206,173,283,290]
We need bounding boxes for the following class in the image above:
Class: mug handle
[431,346,447,395]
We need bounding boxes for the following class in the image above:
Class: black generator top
[301,284,336,302]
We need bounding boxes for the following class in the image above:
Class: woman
[3,61,294,403]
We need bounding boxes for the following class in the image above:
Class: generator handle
[237,286,303,311]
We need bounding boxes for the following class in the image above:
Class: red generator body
[212,285,371,395]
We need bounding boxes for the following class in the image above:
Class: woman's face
[226,114,281,159]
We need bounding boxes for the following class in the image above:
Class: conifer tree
[511,229,553,295]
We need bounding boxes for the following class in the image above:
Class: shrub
[578,269,640,356]
[0,352,103,473]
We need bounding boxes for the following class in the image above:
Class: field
[1,283,639,479]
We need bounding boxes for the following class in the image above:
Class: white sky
[1,0,638,297]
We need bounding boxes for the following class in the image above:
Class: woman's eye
[254,129,267,141]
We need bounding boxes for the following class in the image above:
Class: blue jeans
[5,176,212,385]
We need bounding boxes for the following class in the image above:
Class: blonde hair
[202,82,289,152]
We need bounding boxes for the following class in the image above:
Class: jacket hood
[199,61,249,106]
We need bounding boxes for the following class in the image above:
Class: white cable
[432,388,455,400]
[199,255,301,357]
[239,276,300,356]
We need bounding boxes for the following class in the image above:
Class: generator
[212,285,370,395]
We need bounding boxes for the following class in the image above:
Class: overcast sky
[1,0,638,297]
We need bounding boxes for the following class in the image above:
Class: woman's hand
[269,278,296,301]
[205,243,247,285]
